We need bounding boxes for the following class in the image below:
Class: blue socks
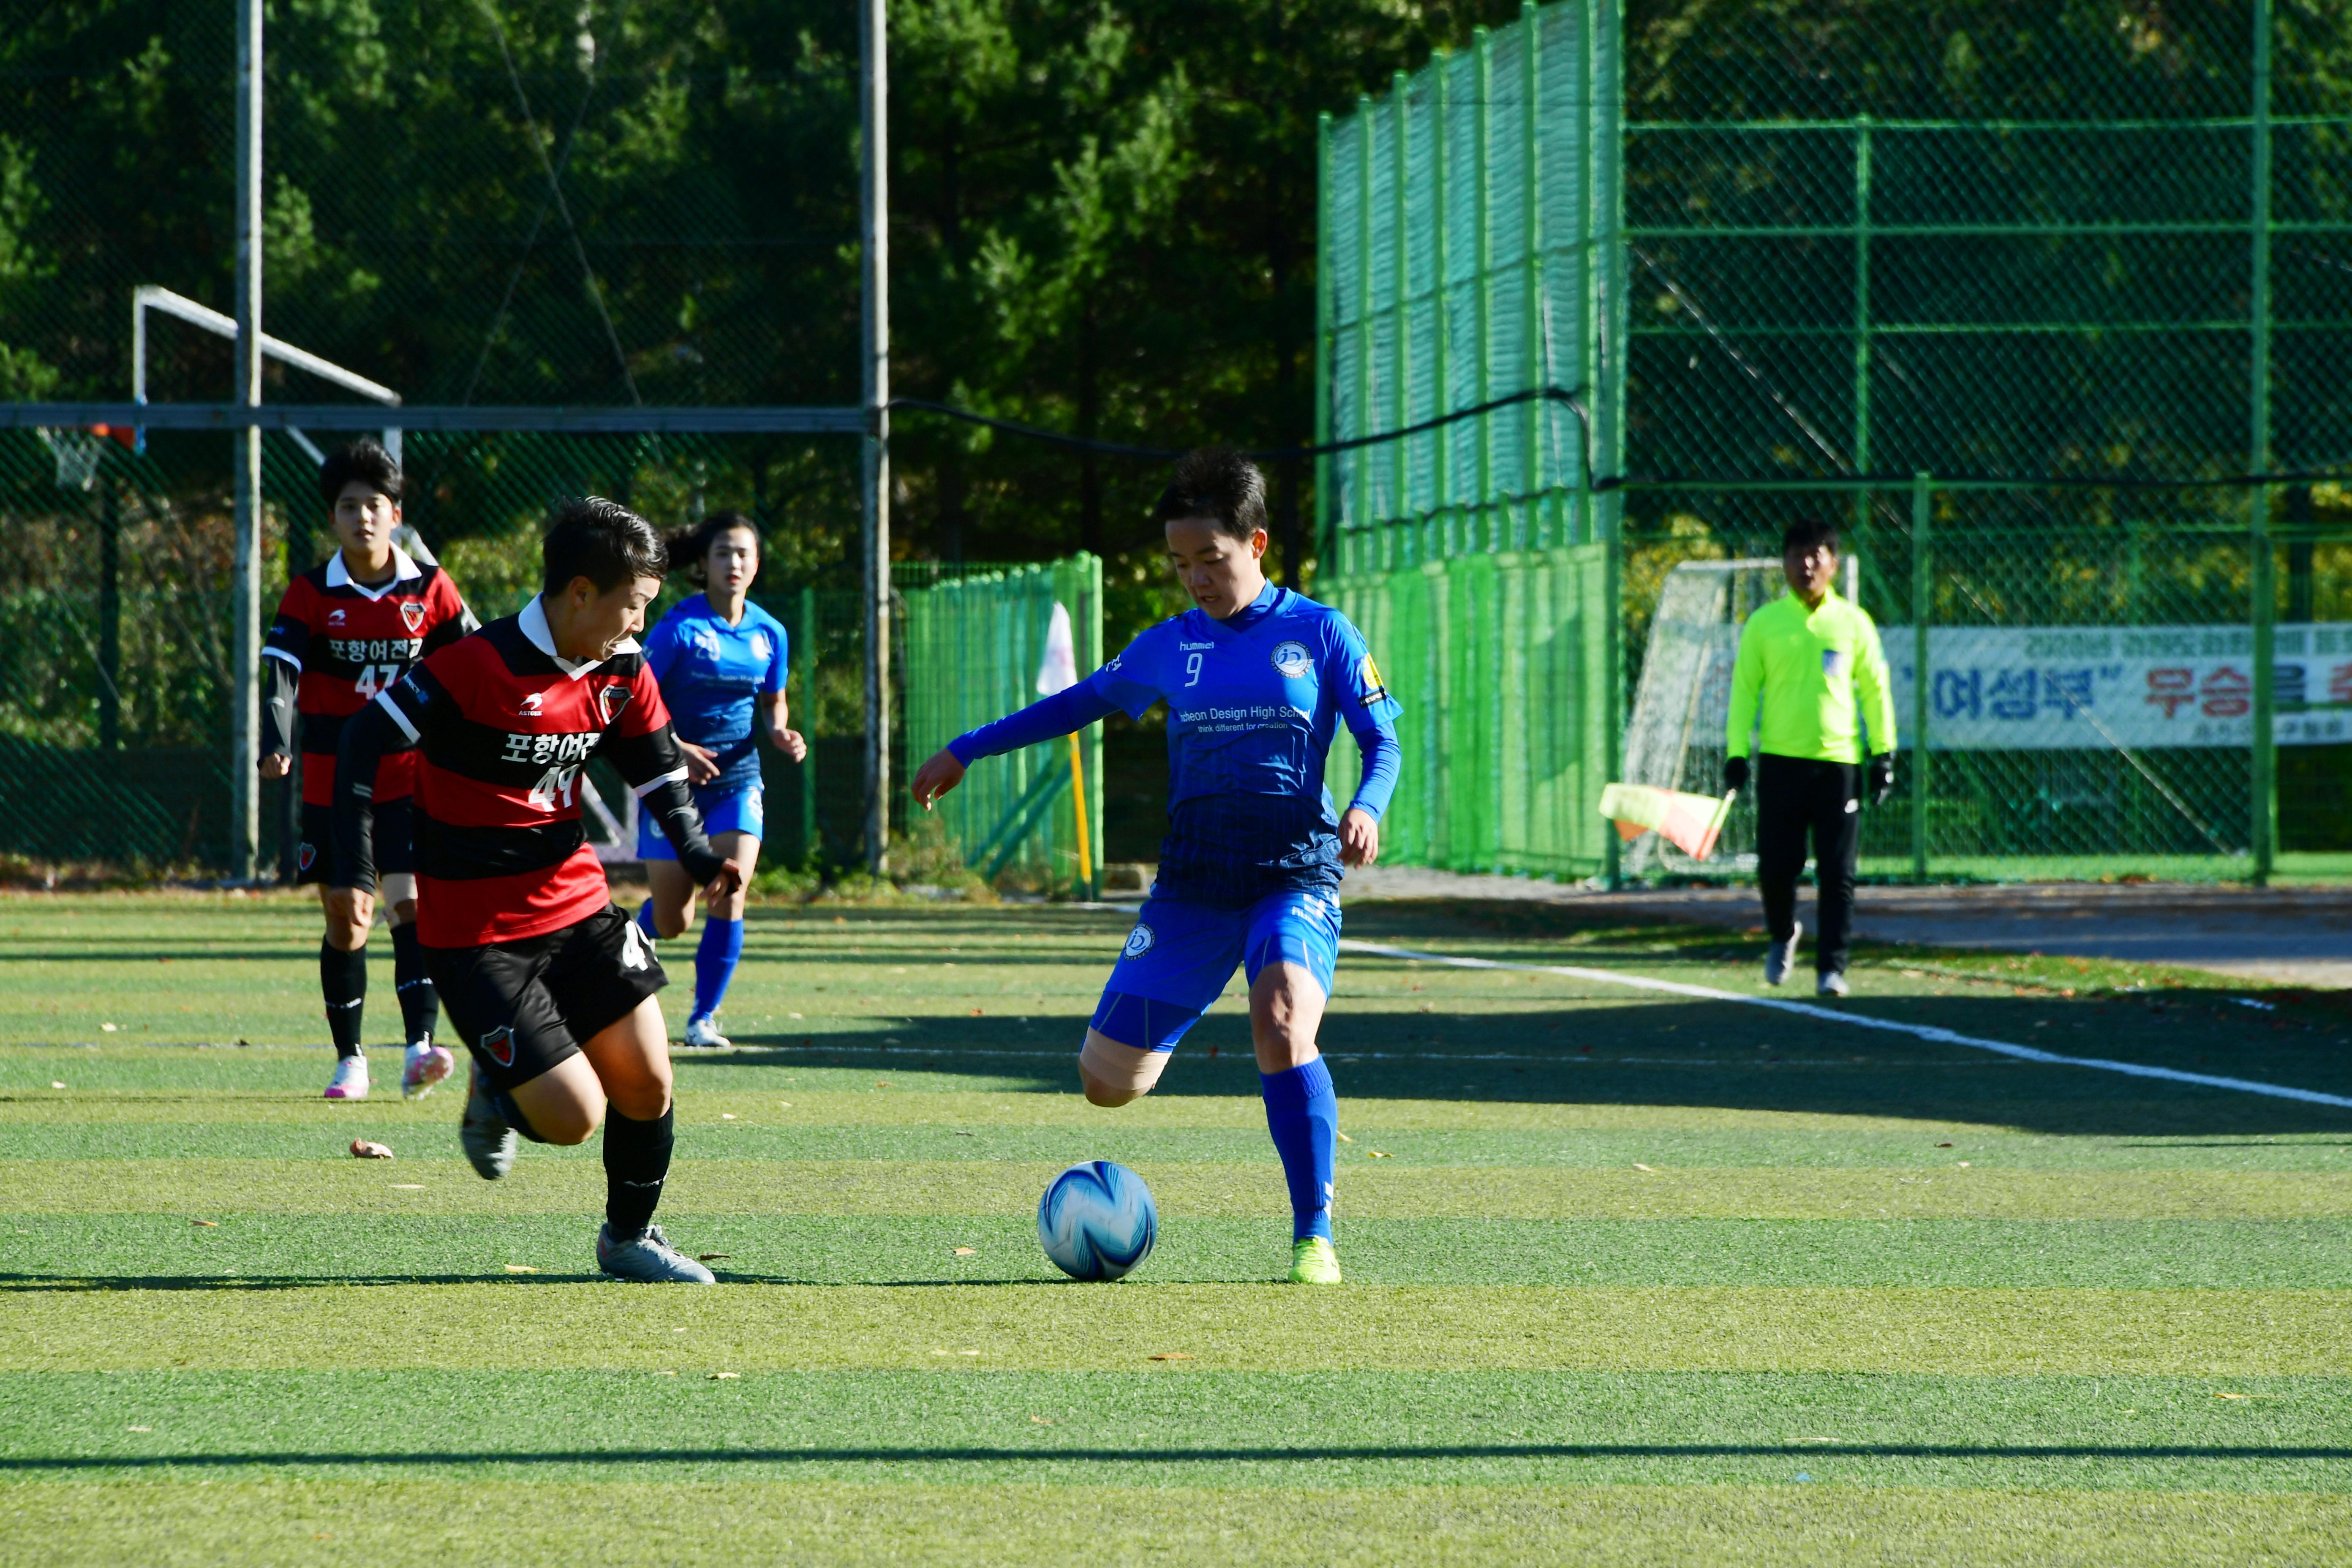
[1260,1056,1338,1242]
[692,917,744,1023]
[634,899,660,943]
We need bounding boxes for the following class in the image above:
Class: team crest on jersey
[297,842,316,872]
[327,608,348,627]
[1271,640,1312,678]
[750,633,771,662]
[400,601,426,633]
[517,692,544,717]
[480,1026,517,1069]
[598,684,632,725]
[1358,654,1391,707]
[1122,923,1156,959]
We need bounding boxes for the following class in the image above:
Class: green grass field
[3,889,2350,1564]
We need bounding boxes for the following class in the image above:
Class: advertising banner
[1883,624,2352,750]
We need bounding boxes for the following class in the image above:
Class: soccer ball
[1036,1160,1157,1282]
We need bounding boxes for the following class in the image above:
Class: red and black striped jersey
[371,596,687,947]
[262,548,471,804]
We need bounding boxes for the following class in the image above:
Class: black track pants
[1755,753,1860,977]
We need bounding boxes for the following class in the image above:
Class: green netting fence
[902,556,1105,898]
[1321,0,2352,883]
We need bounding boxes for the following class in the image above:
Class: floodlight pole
[860,0,891,875]
[230,0,265,883]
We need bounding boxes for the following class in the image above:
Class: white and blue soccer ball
[1037,1160,1157,1282]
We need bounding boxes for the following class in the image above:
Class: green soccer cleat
[1288,1236,1342,1285]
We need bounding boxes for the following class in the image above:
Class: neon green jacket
[1725,588,1896,764]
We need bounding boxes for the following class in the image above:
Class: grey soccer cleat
[596,1223,715,1284]
[1764,922,1802,986]
[459,1069,518,1181]
[1817,970,1851,999]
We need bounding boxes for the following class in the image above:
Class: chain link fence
[1320,0,2352,884]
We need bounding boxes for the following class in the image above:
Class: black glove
[1867,754,1895,807]
[1723,755,1748,795]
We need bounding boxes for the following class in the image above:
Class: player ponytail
[542,497,668,593]
[1152,448,1267,542]
[659,510,761,588]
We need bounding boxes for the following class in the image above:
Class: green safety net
[1320,0,2352,883]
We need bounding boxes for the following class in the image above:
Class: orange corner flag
[1597,783,1736,861]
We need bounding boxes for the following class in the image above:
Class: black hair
[318,438,402,510]
[659,509,761,588]
[542,497,668,594]
[1782,517,1840,555]
[1150,447,1267,542]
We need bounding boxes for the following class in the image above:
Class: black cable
[885,386,1590,464]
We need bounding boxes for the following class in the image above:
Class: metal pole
[860,0,891,876]
[1314,113,1334,570]
[1850,115,1873,547]
[1353,93,1374,572]
[1520,0,1542,551]
[1388,75,1410,564]
[230,0,265,883]
[2249,0,2276,884]
[798,585,818,866]
[1593,0,1625,887]
[1910,474,1932,884]
[1428,71,1449,556]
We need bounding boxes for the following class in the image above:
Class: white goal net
[1620,557,1850,877]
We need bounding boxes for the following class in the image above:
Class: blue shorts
[1090,888,1342,1051]
[637,782,764,860]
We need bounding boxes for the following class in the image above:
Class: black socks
[603,1104,676,1240]
[319,940,367,1059]
[388,923,440,1046]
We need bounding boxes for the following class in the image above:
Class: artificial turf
[1,890,2348,1564]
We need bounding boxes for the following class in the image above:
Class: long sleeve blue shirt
[950,583,1402,904]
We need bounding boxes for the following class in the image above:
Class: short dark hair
[319,439,402,510]
[659,509,761,588]
[542,497,668,594]
[1151,447,1266,542]
[1783,517,1840,555]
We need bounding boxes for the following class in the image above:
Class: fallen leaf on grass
[953,1247,976,1256]
[127,1426,151,1432]
[503,1265,538,1274]
[189,1220,218,1228]
[720,1113,736,1121]
[1147,1352,1194,1362]
[389,1184,424,1190]
[1030,1416,1054,1425]
[1957,1161,1971,1168]
[49,1082,64,1089]
[656,1370,677,1376]
[710,1372,740,1380]
[697,1254,732,1263]
[350,1139,394,1160]
[1335,1131,1353,1143]
[875,1081,893,1088]
[1368,1150,1392,1159]
[778,1102,792,1109]
[972,1008,984,1016]
[1632,1163,1657,1172]
[1936,1142,1954,1148]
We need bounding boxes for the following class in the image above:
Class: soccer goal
[1620,558,1810,877]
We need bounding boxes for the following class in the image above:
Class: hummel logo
[1181,641,1215,651]
[517,693,544,716]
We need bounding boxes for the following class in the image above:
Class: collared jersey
[264,547,471,803]
[1725,587,1897,765]
[372,596,689,947]
[642,593,787,791]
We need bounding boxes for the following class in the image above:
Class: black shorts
[426,904,668,1092]
[297,798,414,885]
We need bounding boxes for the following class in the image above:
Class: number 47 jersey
[371,600,688,948]
[263,548,472,806]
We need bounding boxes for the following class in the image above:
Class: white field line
[1341,939,2352,1111]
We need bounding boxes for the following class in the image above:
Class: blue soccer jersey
[951,584,1399,905]
[641,594,788,793]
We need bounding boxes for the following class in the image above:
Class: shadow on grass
[5,1442,2349,1472]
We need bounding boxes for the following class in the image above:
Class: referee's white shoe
[1764,923,1802,987]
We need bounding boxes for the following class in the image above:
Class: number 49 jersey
[263,548,471,805]
[375,599,688,947]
